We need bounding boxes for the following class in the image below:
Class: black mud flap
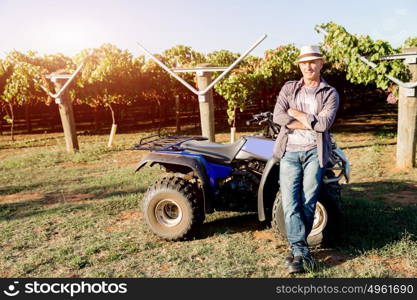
[257,156,279,221]
[136,152,214,213]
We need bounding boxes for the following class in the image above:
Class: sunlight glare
[38,20,100,56]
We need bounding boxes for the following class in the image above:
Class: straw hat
[297,45,324,63]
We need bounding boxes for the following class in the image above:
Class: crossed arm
[286,109,309,130]
[273,84,339,132]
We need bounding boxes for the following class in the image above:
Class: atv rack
[133,135,208,151]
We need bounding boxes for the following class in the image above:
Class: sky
[0,0,416,59]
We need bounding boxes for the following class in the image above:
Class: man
[273,45,339,274]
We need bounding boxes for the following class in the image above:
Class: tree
[317,22,416,168]
[213,55,258,126]
[162,45,206,68]
[256,45,300,107]
[0,59,12,135]
[75,44,140,144]
[316,22,410,93]
[163,45,206,125]
[141,45,206,133]
[0,51,48,140]
[214,46,300,126]
[215,71,260,126]
[207,50,240,68]
[0,51,76,138]
[404,37,417,48]
[141,54,175,133]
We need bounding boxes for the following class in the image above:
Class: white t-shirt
[286,85,319,152]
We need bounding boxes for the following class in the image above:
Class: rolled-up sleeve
[273,83,294,126]
[306,89,339,133]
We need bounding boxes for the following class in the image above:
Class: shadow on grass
[69,184,148,199]
[0,187,146,221]
[196,213,267,240]
[0,183,45,196]
[0,200,91,221]
[314,180,417,269]
[190,180,417,270]
[339,181,417,251]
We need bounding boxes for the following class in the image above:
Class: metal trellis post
[318,28,417,168]
[137,34,267,142]
[390,48,417,168]
[39,60,87,153]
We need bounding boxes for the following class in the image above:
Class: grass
[0,110,417,278]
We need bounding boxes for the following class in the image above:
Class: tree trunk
[108,103,116,125]
[8,103,15,142]
[232,106,237,128]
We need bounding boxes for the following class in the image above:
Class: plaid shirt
[272,77,339,167]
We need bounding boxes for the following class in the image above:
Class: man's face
[299,59,323,81]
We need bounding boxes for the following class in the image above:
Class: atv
[134,112,350,246]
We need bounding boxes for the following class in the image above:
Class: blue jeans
[279,148,324,257]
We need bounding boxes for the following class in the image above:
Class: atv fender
[136,152,214,213]
[257,156,280,221]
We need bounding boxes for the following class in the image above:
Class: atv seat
[181,138,246,164]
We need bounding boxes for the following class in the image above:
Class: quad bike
[134,112,350,246]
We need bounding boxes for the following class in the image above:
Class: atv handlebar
[246,111,280,139]
[246,112,274,126]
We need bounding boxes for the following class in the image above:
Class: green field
[1,110,417,278]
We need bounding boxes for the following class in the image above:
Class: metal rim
[155,199,183,227]
[310,202,328,236]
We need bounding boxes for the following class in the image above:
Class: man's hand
[287,108,311,129]
[286,120,308,130]
[288,108,302,119]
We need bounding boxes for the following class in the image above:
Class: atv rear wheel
[271,182,342,247]
[143,176,204,241]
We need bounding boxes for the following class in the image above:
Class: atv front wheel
[142,176,204,240]
[271,182,342,247]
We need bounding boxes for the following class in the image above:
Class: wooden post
[396,47,417,168]
[196,63,216,142]
[54,79,79,153]
[107,124,117,147]
[230,127,236,143]
[175,95,181,134]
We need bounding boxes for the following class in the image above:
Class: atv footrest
[133,135,208,151]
